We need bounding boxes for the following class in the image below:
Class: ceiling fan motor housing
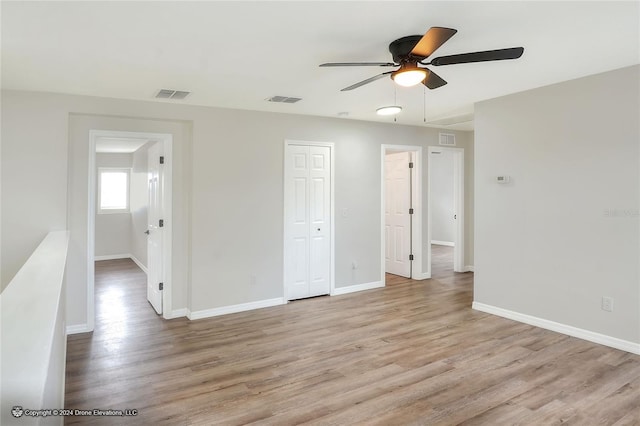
[389,35,426,63]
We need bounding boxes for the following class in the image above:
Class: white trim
[412,271,431,280]
[427,146,465,275]
[283,140,335,300]
[66,323,92,335]
[464,265,475,272]
[166,308,188,319]
[188,298,285,320]
[332,281,384,296]
[89,130,174,331]
[130,254,148,275]
[94,253,130,261]
[431,240,454,247]
[472,302,640,355]
[381,145,424,282]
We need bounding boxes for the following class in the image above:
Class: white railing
[1,231,69,426]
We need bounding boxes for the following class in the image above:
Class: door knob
[317,228,321,231]
[144,230,150,235]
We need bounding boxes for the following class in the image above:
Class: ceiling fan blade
[320,62,396,67]
[430,47,524,66]
[340,72,392,91]
[423,69,447,89]
[410,27,457,58]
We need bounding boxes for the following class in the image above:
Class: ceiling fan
[320,27,524,91]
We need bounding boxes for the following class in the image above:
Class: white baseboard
[130,254,148,274]
[464,265,475,272]
[66,323,92,335]
[431,240,454,247]
[472,302,640,355]
[332,281,384,296]
[95,253,130,261]
[166,308,188,319]
[188,298,285,320]
[412,272,431,280]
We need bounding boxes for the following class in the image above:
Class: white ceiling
[2,1,638,131]
[95,137,149,154]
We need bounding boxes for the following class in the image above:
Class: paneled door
[285,144,332,300]
[385,151,411,278]
[147,142,163,314]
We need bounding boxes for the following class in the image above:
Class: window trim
[97,167,131,214]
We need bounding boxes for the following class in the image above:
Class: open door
[146,142,163,314]
[385,151,412,278]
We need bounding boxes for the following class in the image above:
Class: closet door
[285,144,331,300]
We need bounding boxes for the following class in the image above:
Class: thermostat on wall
[496,175,510,184]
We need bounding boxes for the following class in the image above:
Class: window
[98,168,130,214]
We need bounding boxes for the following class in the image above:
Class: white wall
[130,144,149,267]
[430,150,455,244]
[474,65,639,345]
[67,113,191,326]
[1,95,68,291]
[94,153,132,257]
[1,89,474,328]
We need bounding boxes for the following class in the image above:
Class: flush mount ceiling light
[376,105,402,116]
[391,63,427,87]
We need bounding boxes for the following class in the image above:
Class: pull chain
[423,86,426,123]
[394,86,398,122]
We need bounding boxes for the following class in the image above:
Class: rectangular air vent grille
[266,96,302,104]
[156,89,191,100]
[439,133,456,146]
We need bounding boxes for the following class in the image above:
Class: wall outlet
[601,296,614,312]
[352,261,358,270]
[250,274,257,286]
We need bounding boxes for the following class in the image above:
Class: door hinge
[409,208,414,215]
[409,254,414,261]
[159,219,164,227]
[409,162,414,169]
[159,282,164,291]
[160,156,165,164]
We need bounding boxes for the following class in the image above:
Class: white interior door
[385,151,411,277]
[285,144,331,300]
[147,142,163,314]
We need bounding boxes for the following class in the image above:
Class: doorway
[381,145,424,282]
[87,130,173,331]
[427,146,464,274]
[283,140,335,300]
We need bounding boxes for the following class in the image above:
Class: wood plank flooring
[65,250,640,425]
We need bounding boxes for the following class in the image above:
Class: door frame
[427,146,464,273]
[381,145,425,281]
[283,139,335,299]
[88,130,173,331]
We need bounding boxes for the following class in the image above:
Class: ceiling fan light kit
[376,105,403,116]
[392,65,427,87]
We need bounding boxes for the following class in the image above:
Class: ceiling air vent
[439,133,456,146]
[155,89,191,100]
[266,96,302,104]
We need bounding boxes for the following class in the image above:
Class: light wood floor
[65,250,640,425]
